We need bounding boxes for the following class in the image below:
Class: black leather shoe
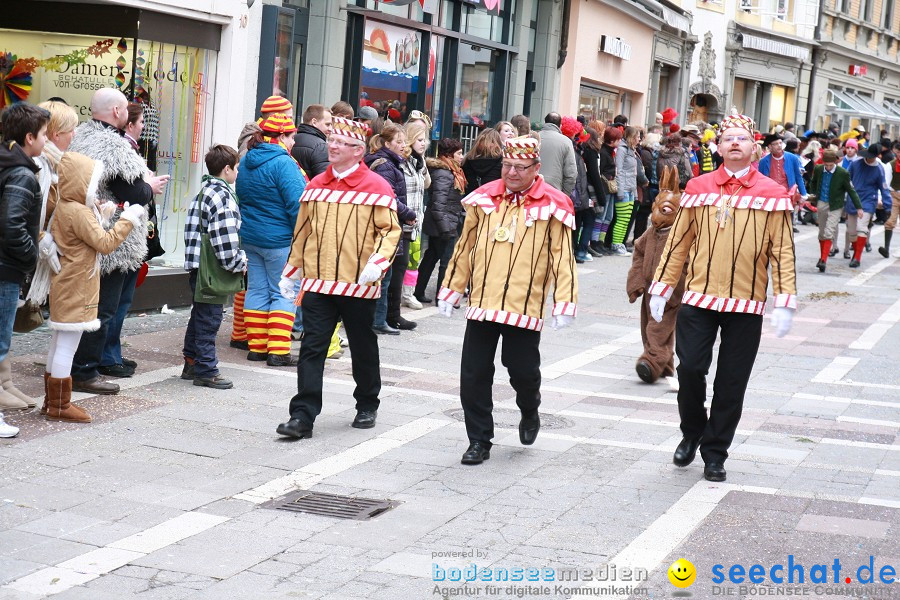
[351,410,377,429]
[461,442,491,465]
[276,418,313,439]
[247,351,268,361]
[866,241,872,252]
[849,258,860,268]
[72,376,119,395]
[389,317,417,330]
[673,437,700,467]
[879,246,890,258]
[829,247,839,257]
[635,360,655,383]
[98,364,134,378]
[373,324,400,335]
[194,375,233,389]
[180,362,195,380]
[519,412,540,445]
[816,259,826,272]
[266,354,298,367]
[414,293,432,304]
[704,462,727,482]
[230,339,249,350]
[121,358,137,369]
[843,249,851,259]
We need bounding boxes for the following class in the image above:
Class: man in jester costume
[648,114,797,483]
[437,136,578,465]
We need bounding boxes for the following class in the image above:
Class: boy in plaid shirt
[182,145,247,389]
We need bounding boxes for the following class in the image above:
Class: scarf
[264,135,310,183]
[441,156,467,193]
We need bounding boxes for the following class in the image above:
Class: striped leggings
[612,191,637,245]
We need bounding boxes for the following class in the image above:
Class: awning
[827,89,900,123]
[660,6,691,33]
[741,33,809,62]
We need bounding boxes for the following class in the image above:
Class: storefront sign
[599,36,632,61]
[849,64,868,76]
[362,21,421,92]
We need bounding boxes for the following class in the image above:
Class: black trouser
[633,187,656,241]
[387,254,408,324]
[415,235,453,299]
[288,292,380,425]
[72,269,129,382]
[182,270,224,378]
[459,320,542,448]
[675,305,762,464]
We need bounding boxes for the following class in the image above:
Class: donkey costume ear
[664,165,680,193]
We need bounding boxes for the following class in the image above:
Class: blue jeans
[0,281,21,364]
[243,243,295,314]
[183,270,224,378]
[373,265,392,327]
[101,267,140,367]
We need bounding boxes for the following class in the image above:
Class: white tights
[46,330,83,378]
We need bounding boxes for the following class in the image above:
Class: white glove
[771,307,794,338]
[649,295,666,323]
[39,232,61,274]
[437,299,454,317]
[120,203,145,225]
[357,262,383,285]
[553,315,574,330]
[278,276,297,301]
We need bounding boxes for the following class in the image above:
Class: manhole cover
[443,408,574,429]
[262,490,398,520]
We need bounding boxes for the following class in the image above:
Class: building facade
[808,0,900,138]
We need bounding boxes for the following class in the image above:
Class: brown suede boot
[46,376,91,423]
[0,357,35,408]
[40,372,50,416]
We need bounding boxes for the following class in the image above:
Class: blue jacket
[235,143,305,248]
[848,159,892,213]
[757,152,808,197]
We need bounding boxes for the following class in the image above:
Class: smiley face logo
[668,558,696,588]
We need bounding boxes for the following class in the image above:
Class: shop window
[273,11,293,98]
[0,29,215,267]
[429,35,446,139]
[767,84,794,131]
[462,2,506,44]
[454,43,495,132]
[579,84,618,124]
[360,19,426,122]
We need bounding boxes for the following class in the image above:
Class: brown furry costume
[626,167,686,383]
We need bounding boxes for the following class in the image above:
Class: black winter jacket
[366,147,414,258]
[572,144,590,211]
[423,158,464,238]
[462,156,502,195]
[0,142,41,284]
[291,124,329,178]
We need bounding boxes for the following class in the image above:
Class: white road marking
[837,415,900,428]
[846,256,895,287]
[849,296,900,350]
[543,332,642,379]
[812,356,860,383]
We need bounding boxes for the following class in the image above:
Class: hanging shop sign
[362,20,421,93]
[849,64,868,76]
[599,36,632,61]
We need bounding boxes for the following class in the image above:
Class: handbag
[194,233,244,304]
[145,201,165,260]
[13,300,44,333]
[602,175,618,195]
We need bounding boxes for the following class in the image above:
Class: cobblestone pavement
[0,224,898,600]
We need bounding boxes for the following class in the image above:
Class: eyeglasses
[327,138,362,149]
[501,162,538,173]
[721,136,752,144]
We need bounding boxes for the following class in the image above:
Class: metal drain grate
[262,490,398,520]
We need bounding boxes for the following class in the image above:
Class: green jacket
[809,164,861,211]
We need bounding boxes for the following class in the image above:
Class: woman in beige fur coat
[43,152,143,423]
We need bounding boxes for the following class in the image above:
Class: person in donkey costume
[626,166,686,385]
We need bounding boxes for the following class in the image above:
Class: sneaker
[402,294,423,310]
[611,243,631,256]
[0,413,18,438]
[582,253,593,262]
[193,374,233,389]
[389,316,417,330]
[327,349,344,360]
[865,241,872,252]
[121,358,137,369]
[587,246,604,258]
[575,255,585,264]
[98,364,134,378]
[843,250,851,259]
[339,334,348,348]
